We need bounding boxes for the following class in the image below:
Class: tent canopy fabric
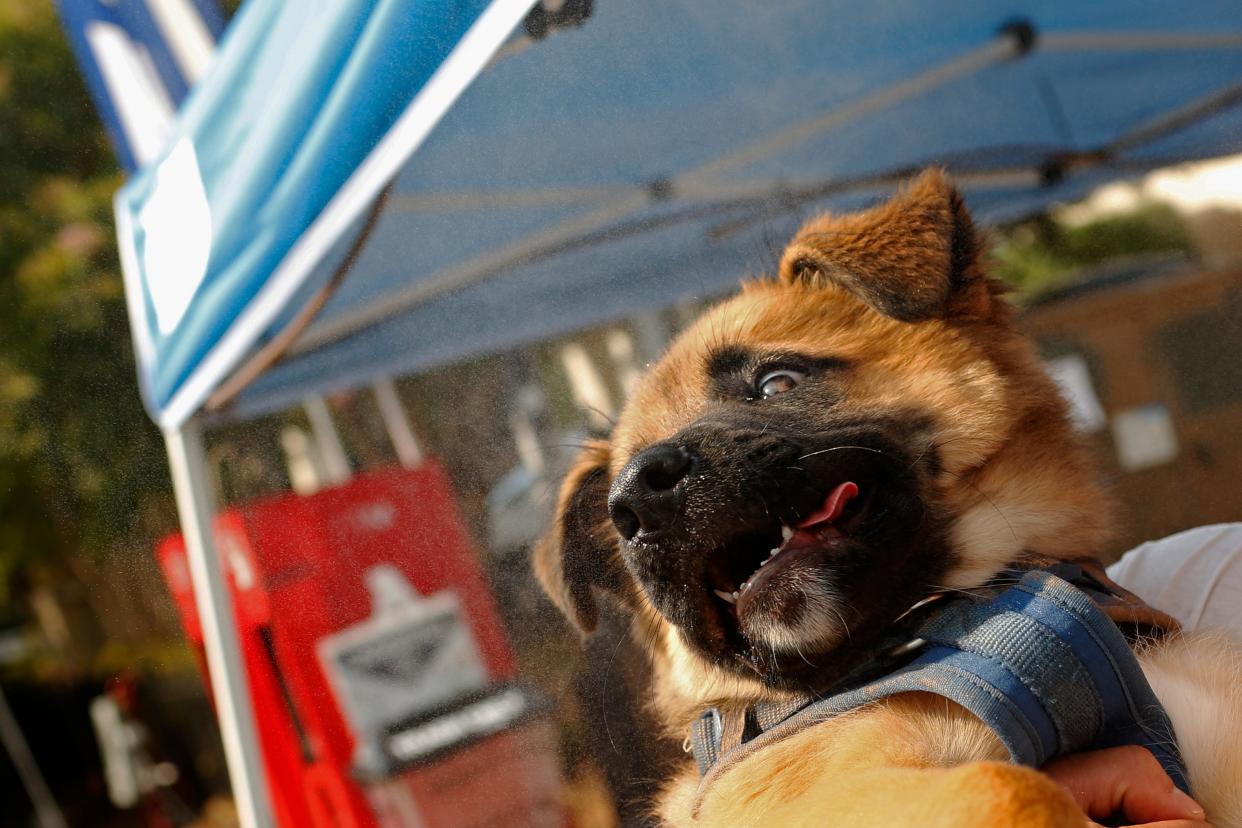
[115,0,1242,428]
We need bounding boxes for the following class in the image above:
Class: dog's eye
[757,369,805,398]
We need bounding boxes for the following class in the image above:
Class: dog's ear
[534,439,627,635]
[779,169,993,322]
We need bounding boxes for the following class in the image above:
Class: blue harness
[689,567,1189,796]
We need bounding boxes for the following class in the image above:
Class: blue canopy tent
[118,2,1242,428]
[73,1,1242,824]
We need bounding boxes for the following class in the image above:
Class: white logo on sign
[354,502,396,531]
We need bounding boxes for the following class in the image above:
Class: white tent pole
[164,421,273,828]
[373,378,423,468]
[303,395,352,484]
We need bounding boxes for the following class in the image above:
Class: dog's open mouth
[705,480,868,621]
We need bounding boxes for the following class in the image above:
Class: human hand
[1043,745,1209,828]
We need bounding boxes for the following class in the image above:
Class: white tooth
[714,589,736,604]
[759,558,768,567]
[740,581,751,593]
[769,548,781,556]
[732,590,740,601]
[781,526,794,541]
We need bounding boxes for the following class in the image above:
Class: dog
[535,170,1242,826]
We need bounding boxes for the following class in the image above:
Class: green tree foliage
[0,1,171,611]
[991,204,1194,297]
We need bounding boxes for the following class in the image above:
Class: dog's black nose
[608,444,694,540]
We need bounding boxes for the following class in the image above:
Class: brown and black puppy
[537,171,1242,826]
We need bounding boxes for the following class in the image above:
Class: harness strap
[688,568,1188,814]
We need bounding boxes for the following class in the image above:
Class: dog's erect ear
[534,439,627,635]
[779,169,992,322]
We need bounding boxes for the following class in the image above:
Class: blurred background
[1,1,1240,826]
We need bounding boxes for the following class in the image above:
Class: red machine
[157,461,562,827]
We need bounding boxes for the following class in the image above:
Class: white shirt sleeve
[1106,523,1242,635]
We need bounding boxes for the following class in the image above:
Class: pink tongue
[796,481,860,529]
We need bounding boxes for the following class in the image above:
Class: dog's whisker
[926,583,995,599]
[938,466,1020,546]
[600,617,632,755]
[907,433,992,472]
[907,436,941,470]
[796,445,891,462]
[828,604,852,643]
[578,404,617,429]
[757,490,773,520]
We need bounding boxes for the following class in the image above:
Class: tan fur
[659,696,1082,828]
[1140,634,1242,823]
[536,170,1242,826]
[778,169,996,323]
